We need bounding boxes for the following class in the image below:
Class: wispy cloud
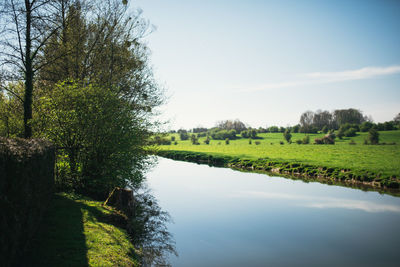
[244,65,400,92]
[232,190,400,213]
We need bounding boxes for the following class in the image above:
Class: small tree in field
[368,128,379,145]
[302,135,310,144]
[283,129,292,143]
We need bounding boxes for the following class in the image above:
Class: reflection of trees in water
[130,186,177,266]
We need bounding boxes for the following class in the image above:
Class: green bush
[295,140,302,144]
[204,137,210,145]
[179,131,189,141]
[368,128,379,144]
[225,138,230,145]
[36,81,150,199]
[283,129,292,143]
[302,135,310,144]
[344,127,357,137]
[360,121,374,132]
[0,138,55,266]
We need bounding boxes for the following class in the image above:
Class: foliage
[0,83,24,137]
[191,134,199,145]
[268,126,279,133]
[360,121,374,132]
[0,138,54,266]
[344,127,357,137]
[215,119,247,132]
[179,131,189,141]
[368,128,379,145]
[241,129,258,139]
[204,136,210,145]
[225,138,230,145]
[302,135,310,144]
[283,129,292,143]
[36,80,152,199]
[210,129,237,140]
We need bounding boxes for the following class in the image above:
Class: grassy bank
[27,193,140,266]
[155,131,400,192]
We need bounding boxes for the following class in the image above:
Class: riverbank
[27,193,140,266]
[155,150,400,196]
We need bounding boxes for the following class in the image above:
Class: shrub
[279,141,284,145]
[204,137,210,145]
[327,130,336,140]
[295,140,302,144]
[171,136,175,142]
[225,138,230,145]
[314,138,323,144]
[323,136,335,144]
[174,141,178,145]
[321,126,328,134]
[283,129,292,143]
[360,121,374,132]
[344,127,357,137]
[248,139,252,144]
[179,131,189,141]
[349,140,356,145]
[255,141,261,145]
[302,135,310,144]
[337,127,345,139]
[314,135,335,145]
[368,128,379,144]
[191,134,199,145]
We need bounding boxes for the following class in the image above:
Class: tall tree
[299,110,314,133]
[0,0,60,138]
[333,108,365,127]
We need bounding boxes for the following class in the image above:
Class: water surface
[147,157,400,267]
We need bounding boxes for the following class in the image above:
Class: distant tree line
[165,111,400,144]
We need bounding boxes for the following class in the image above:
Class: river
[146,157,400,267]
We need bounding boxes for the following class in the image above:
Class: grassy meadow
[157,131,400,178]
[27,193,140,267]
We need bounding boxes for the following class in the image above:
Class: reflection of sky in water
[232,191,400,213]
[147,158,400,267]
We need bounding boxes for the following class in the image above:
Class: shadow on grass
[26,194,89,267]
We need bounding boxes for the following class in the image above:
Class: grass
[27,192,140,266]
[158,131,400,177]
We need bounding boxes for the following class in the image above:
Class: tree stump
[104,187,135,217]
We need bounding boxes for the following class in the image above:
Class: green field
[157,131,400,177]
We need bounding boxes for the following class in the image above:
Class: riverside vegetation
[153,120,400,193]
[0,0,174,265]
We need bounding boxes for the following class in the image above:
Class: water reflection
[233,191,400,213]
[130,185,177,266]
[147,158,400,267]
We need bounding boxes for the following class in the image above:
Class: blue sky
[131,0,400,129]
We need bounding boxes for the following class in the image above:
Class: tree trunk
[24,0,33,138]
